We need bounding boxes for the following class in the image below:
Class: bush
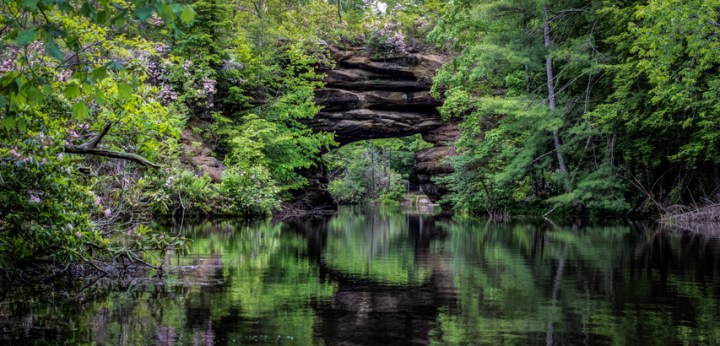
[219,166,281,215]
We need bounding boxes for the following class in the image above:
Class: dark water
[3,206,720,345]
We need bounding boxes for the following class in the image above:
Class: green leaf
[118,82,133,101]
[56,0,74,13]
[94,86,106,105]
[24,86,43,106]
[16,117,27,133]
[17,29,36,46]
[64,84,81,99]
[2,116,16,131]
[133,6,155,21]
[79,1,96,18]
[160,4,174,21]
[96,9,111,24]
[106,61,123,71]
[91,67,107,82]
[72,102,90,120]
[0,71,19,88]
[180,6,195,24]
[44,40,64,60]
[21,0,38,10]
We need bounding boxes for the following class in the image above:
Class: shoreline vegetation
[3,0,720,285]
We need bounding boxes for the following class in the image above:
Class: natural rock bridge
[302,49,456,207]
[182,49,456,211]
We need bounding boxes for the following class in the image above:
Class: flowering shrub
[367,22,407,56]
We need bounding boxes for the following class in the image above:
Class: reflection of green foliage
[180,221,336,320]
[324,207,430,285]
[431,221,720,345]
[27,220,337,345]
[7,209,720,345]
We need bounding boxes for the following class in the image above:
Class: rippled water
[2,206,720,345]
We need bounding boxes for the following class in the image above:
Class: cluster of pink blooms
[202,78,217,108]
[9,147,35,164]
[148,14,165,27]
[159,84,179,103]
[143,44,181,104]
[415,17,429,29]
[181,60,192,78]
[0,48,18,76]
[1,43,47,77]
[376,22,407,54]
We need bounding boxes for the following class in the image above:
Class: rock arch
[303,49,457,206]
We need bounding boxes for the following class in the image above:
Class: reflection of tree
[433,222,720,345]
[6,213,720,345]
[323,206,431,284]
[22,220,337,345]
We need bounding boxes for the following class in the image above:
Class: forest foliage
[0,0,441,274]
[2,0,720,274]
[428,0,720,218]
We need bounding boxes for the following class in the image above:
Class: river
[2,206,720,345]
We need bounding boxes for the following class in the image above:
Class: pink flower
[202,78,217,96]
[94,196,102,206]
[75,231,83,238]
[104,208,112,217]
[10,148,22,159]
[29,194,41,203]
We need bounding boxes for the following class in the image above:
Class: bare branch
[63,121,160,167]
[64,146,161,168]
[84,122,113,149]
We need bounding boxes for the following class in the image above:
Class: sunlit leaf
[180,6,195,24]
[118,82,133,101]
[2,116,15,131]
[64,84,81,99]
[72,102,90,120]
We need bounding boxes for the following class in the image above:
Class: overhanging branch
[64,122,160,168]
[84,121,113,149]
[64,146,161,168]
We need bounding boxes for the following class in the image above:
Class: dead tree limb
[64,122,161,168]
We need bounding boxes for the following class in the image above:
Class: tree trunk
[337,0,342,23]
[543,6,568,174]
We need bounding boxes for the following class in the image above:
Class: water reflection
[2,207,720,345]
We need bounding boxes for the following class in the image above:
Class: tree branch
[64,146,161,168]
[64,121,160,168]
[84,122,113,149]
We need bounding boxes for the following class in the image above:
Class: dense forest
[1,0,720,276]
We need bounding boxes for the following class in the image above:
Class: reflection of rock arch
[286,210,457,345]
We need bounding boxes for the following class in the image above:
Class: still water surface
[3,206,720,345]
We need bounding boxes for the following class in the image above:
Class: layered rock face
[180,128,225,183]
[304,50,457,207]
[307,53,447,146]
[416,123,460,203]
